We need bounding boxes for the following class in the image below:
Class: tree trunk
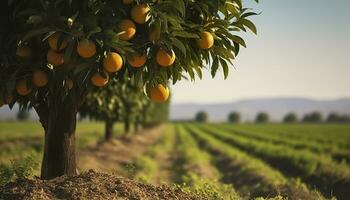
[134,122,139,132]
[105,119,113,141]
[40,100,78,180]
[124,118,130,134]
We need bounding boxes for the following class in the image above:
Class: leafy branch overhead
[0,0,258,108]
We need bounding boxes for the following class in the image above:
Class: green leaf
[229,35,246,48]
[241,18,257,34]
[172,30,199,39]
[22,27,52,41]
[219,58,229,79]
[211,56,219,78]
[171,38,186,56]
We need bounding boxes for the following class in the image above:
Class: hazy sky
[172,0,350,104]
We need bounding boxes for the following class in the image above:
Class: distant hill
[170,97,350,122]
[2,97,350,122]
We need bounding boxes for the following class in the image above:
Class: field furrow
[195,124,350,199]
[185,124,322,200]
[209,124,350,164]
[175,124,241,199]
[132,125,177,184]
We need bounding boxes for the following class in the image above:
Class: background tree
[326,113,350,123]
[302,112,323,123]
[79,86,123,141]
[16,109,30,121]
[283,112,298,123]
[228,111,240,123]
[0,0,257,179]
[255,112,269,123]
[195,111,208,123]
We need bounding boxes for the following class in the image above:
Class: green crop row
[210,124,350,164]
[228,124,350,150]
[175,124,241,200]
[132,125,176,183]
[196,124,349,199]
[184,124,322,199]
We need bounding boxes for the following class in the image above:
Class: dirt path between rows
[152,147,176,185]
[78,126,164,175]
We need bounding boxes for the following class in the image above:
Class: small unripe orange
[77,40,96,58]
[103,52,123,73]
[16,79,32,96]
[149,84,170,103]
[47,49,64,66]
[127,54,147,68]
[32,70,48,87]
[91,71,109,87]
[156,49,175,67]
[48,32,68,51]
[131,4,150,24]
[118,20,136,41]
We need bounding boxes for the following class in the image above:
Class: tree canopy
[0,0,258,108]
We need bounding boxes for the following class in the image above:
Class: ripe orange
[77,40,96,58]
[131,4,150,24]
[66,79,74,90]
[4,94,13,104]
[47,49,64,66]
[16,79,32,96]
[197,31,214,49]
[16,46,32,58]
[32,70,48,87]
[48,32,68,51]
[103,52,123,73]
[148,30,160,43]
[156,49,175,67]
[149,84,170,103]
[118,20,136,41]
[127,54,147,68]
[122,0,133,5]
[91,71,109,87]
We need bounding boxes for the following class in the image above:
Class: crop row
[184,124,322,199]
[230,124,350,150]
[132,125,176,184]
[195,124,350,199]
[175,125,241,200]
[212,124,350,163]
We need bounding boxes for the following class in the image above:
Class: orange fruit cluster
[47,32,66,67]
[12,2,216,103]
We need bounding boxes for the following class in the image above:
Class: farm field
[1,122,350,199]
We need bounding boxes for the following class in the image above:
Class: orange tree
[0,0,258,179]
[79,73,147,140]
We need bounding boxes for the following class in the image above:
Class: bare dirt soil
[78,126,164,175]
[0,170,204,200]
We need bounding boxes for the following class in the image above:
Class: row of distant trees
[194,111,350,123]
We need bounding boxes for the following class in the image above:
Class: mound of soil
[0,170,204,200]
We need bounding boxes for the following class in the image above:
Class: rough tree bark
[104,119,113,141]
[34,88,87,180]
[39,98,78,180]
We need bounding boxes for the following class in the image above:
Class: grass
[0,121,347,199]
[0,121,123,173]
